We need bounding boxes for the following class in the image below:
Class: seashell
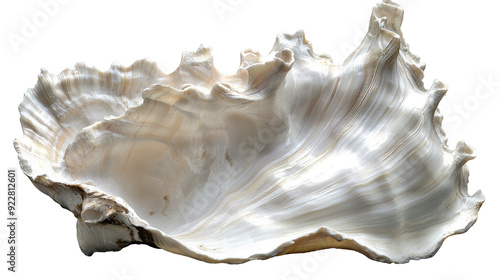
[14,0,484,264]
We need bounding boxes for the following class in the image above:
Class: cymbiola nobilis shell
[14,0,484,263]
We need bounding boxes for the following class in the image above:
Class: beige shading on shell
[14,0,484,264]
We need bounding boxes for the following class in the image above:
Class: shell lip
[26,167,485,264]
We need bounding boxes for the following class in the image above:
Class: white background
[1,0,499,279]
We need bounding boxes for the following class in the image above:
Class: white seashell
[14,0,484,264]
